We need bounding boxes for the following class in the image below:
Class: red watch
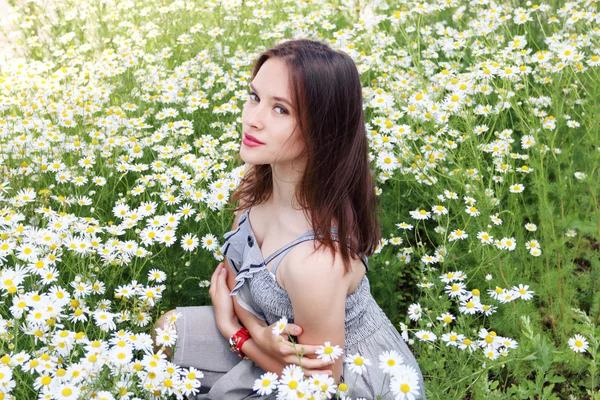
[229,327,251,359]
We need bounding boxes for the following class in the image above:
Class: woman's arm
[222,208,331,375]
[281,242,350,383]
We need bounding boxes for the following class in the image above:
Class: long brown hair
[231,38,381,274]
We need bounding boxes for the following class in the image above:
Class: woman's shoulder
[278,240,363,294]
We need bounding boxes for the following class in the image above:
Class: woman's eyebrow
[249,83,293,109]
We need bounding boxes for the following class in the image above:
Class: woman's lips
[243,132,265,146]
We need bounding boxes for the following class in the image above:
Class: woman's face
[241,58,305,167]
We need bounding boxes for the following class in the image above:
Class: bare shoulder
[279,240,350,292]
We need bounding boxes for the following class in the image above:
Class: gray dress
[173,208,426,399]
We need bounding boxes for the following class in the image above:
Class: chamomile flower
[148,269,167,283]
[415,330,437,342]
[524,223,537,231]
[448,229,468,241]
[272,317,288,336]
[378,350,405,374]
[436,312,456,326]
[201,233,218,251]
[512,284,534,300]
[407,303,422,321]
[441,331,464,347]
[344,353,372,375]
[409,208,431,220]
[253,372,279,396]
[574,172,587,180]
[389,364,421,400]
[180,233,199,251]
[277,364,305,398]
[396,222,414,230]
[509,183,525,193]
[568,334,589,353]
[315,341,343,364]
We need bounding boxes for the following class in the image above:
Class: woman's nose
[244,102,268,128]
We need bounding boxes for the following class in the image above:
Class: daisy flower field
[0,0,598,398]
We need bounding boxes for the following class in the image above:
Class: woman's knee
[156,309,179,329]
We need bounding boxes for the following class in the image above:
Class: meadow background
[0,0,599,398]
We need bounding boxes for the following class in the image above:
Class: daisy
[407,303,422,321]
[499,337,518,349]
[465,206,480,217]
[181,233,199,251]
[565,229,577,237]
[201,234,218,251]
[431,205,448,215]
[512,284,534,300]
[448,229,468,241]
[389,364,421,400]
[524,223,537,231]
[93,310,116,332]
[568,334,589,353]
[409,209,431,220]
[16,188,36,203]
[500,237,517,251]
[154,325,177,347]
[199,280,210,288]
[483,346,500,360]
[253,372,279,396]
[489,214,503,225]
[574,172,587,180]
[445,282,467,298]
[272,317,288,336]
[439,271,461,283]
[148,269,167,283]
[415,330,437,342]
[481,304,498,317]
[509,184,525,193]
[458,297,481,315]
[315,341,343,364]
[436,312,455,326]
[308,373,337,397]
[498,290,518,304]
[176,203,196,219]
[457,337,478,352]
[344,353,372,375]
[375,350,405,377]
[157,231,177,247]
[396,222,414,230]
[277,364,305,398]
[476,231,493,245]
[53,383,82,399]
[441,331,464,347]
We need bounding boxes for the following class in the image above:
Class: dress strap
[267,228,369,276]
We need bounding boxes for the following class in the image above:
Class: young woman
[154,39,426,399]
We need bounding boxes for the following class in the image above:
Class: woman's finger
[302,368,333,378]
[291,344,321,356]
[285,323,303,336]
[210,263,222,290]
[286,356,332,370]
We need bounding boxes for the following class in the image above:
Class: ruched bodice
[219,208,426,398]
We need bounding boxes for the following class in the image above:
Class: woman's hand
[253,321,334,375]
[209,262,241,338]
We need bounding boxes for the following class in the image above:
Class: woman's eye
[247,92,288,115]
